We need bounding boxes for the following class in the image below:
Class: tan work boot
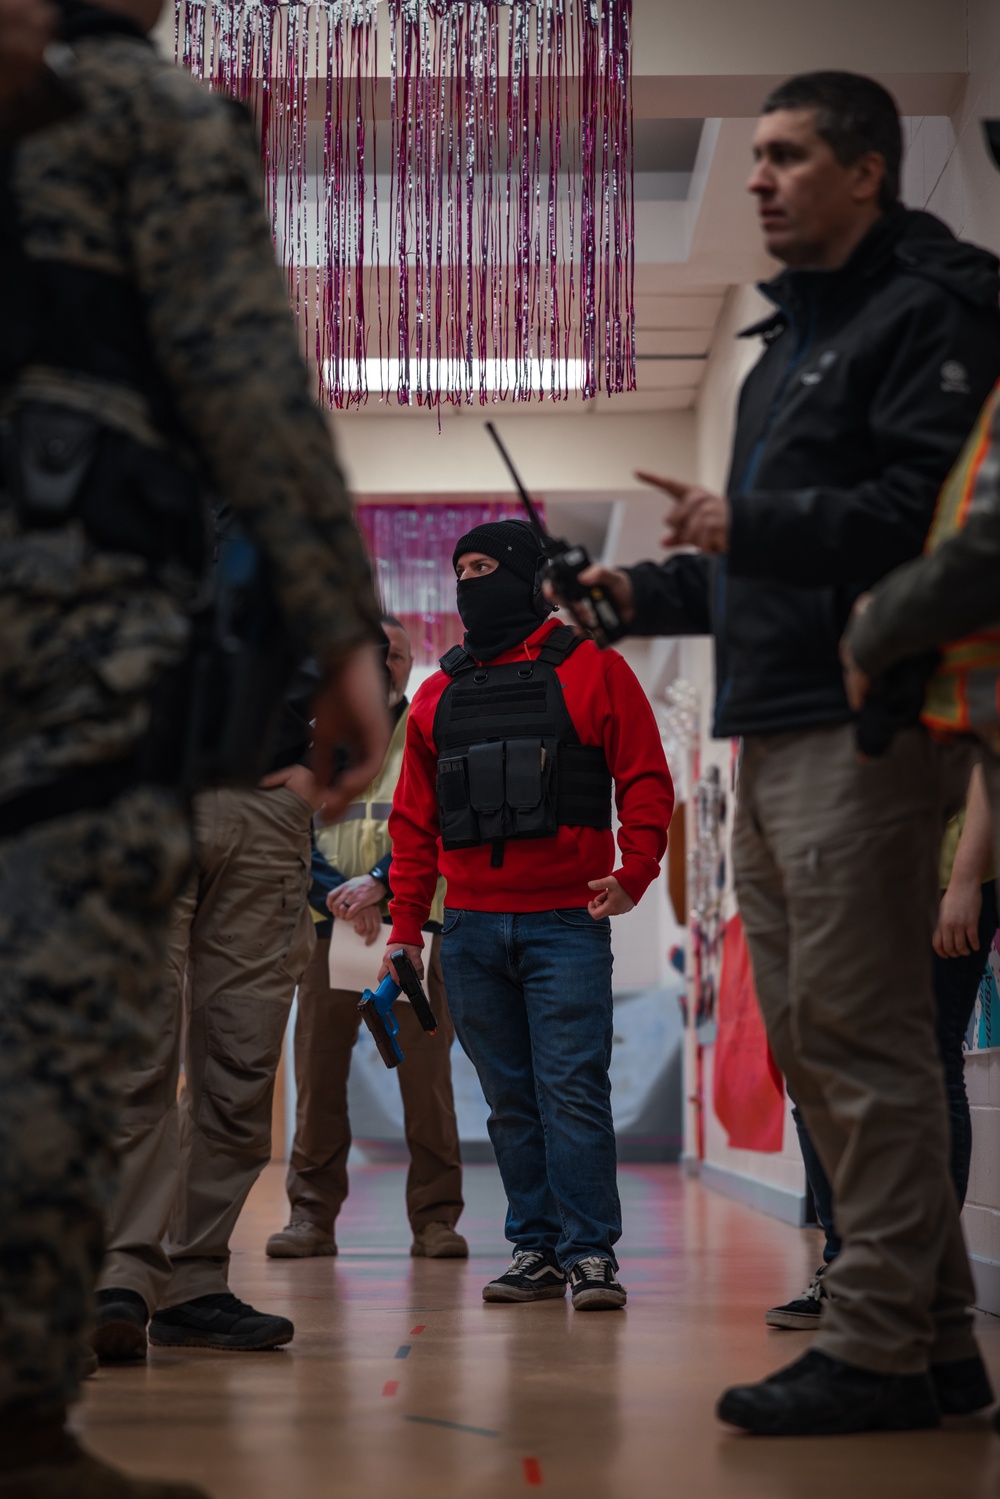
[0,1426,209,1499]
[411,1222,469,1259]
[265,1221,337,1259]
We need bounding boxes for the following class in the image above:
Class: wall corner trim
[970,1254,1000,1319]
[699,1161,808,1228]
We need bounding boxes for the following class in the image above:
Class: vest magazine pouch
[466,741,506,843]
[505,737,556,839]
[2,402,208,577]
[437,755,479,849]
[4,403,101,526]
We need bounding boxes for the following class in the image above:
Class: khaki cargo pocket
[196,994,289,1151]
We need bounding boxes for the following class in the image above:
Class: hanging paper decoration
[174,0,634,412]
[688,764,727,1029]
[712,916,785,1154]
[356,498,544,664]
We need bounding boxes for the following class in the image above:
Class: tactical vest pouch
[437,738,559,850]
[467,741,506,843]
[506,739,555,838]
[436,756,478,847]
[1,402,208,576]
[8,404,99,523]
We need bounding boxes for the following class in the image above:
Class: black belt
[0,754,147,840]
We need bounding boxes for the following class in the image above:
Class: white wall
[333,410,696,500]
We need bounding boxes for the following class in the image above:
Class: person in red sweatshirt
[379,520,673,1311]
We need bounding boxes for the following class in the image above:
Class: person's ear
[851,150,886,206]
[532,557,555,618]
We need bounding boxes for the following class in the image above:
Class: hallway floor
[77,1163,1000,1498]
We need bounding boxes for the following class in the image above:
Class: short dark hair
[380,613,405,632]
[761,71,902,209]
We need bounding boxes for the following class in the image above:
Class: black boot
[931,1352,994,1415]
[717,1349,941,1435]
[91,1289,149,1364]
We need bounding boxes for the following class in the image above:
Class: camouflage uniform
[0,18,379,1418]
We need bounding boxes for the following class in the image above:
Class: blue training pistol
[359,949,438,1069]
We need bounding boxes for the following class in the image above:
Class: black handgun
[358,949,438,1069]
[485,421,625,648]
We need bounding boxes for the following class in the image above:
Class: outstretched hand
[635,471,731,554]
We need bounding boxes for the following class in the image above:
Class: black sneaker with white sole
[765,1264,828,1330]
[148,1292,293,1350]
[567,1256,627,1310]
[483,1250,567,1303]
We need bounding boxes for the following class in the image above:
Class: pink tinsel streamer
[356,498,546,664]
[174,0,634,413]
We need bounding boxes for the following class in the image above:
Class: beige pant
[99,785,315,1311]
[285,933,464,1235]
[734,724,976,1374]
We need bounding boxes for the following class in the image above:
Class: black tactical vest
[432,626,612,865]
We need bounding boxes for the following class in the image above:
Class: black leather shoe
[91,1288,149,1364]
[931,1353,994,1414]
[149,1293,293,1351]
[717,1349,941,1435]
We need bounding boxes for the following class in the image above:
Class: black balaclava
[453,520,552,661]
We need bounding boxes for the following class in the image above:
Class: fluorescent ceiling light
[325,357,588,398]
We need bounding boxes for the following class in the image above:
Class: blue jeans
[440,907,620,1268]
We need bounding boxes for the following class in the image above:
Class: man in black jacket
[572,73,1000,1434]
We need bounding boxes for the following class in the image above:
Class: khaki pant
[99,785,315,1311]
[286,933,463,1235]
[734,724,976,1374]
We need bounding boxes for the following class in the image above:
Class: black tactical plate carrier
[432,626,612,866]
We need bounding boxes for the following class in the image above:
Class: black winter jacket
[626,208,1000,737]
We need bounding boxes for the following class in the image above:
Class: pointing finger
[635,471,690,499]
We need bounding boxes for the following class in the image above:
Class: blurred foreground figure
[0,0,384,1493]
[95,680,324,1357]
[558,73,1000,1433]
[0,0,52,96]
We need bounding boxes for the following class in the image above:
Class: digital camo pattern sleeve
[15,33,380,663]
[124,45,381,661]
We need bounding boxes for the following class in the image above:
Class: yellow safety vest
[922,383,1000,735]
[316,705,446,926]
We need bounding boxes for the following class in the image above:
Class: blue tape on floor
[404,1415,500,1438]
[395,1345,410,1358]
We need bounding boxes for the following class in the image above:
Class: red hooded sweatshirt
[387,618,674,948]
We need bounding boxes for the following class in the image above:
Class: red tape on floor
[410,1324,426,1334]
[382,1381,398,1397]
[523,1457,544,1486]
